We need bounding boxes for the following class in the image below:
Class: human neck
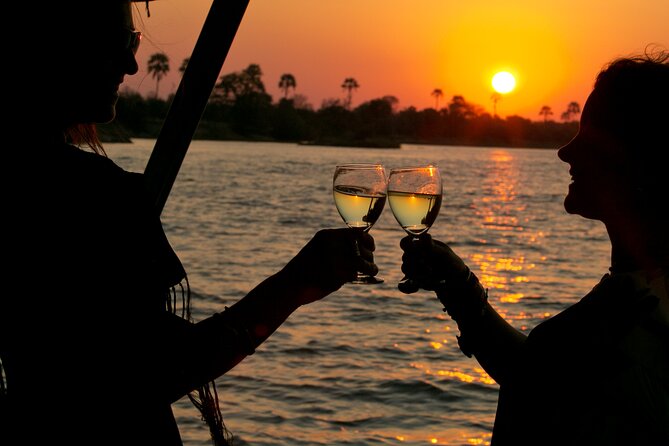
[608,223,668,274]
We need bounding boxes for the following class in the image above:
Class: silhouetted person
[0,2,378,445]
[400,50,668,445]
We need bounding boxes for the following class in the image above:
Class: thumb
[398,277,420,294]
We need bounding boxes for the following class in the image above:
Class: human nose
[557,135,577,162]
[125,52,139,76]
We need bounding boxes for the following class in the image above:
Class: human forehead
[579,90,605,125]
[580,88,623,135]
[576,95,627,158]
[94,3,134,27]
[57,3,134,29]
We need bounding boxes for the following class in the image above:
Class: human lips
[108,82,122,97]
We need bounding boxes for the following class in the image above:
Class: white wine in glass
[388,166,442,287]
[333,163,387,284]
[387,166,442,237]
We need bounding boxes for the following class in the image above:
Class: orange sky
[127,0,668,121]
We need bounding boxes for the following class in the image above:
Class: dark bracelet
[455,308,486,358]
[435,267,488,322]
[213,309,257,356]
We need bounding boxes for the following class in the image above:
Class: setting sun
[130,1,669,119]
[492,71,516,94]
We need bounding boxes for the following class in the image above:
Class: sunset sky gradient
[127,0,668,120]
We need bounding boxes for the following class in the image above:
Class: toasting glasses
[333,163,388,284]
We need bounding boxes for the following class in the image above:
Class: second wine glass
[388,165,443,288]
[333,163,387,284]
[388,165,442,238]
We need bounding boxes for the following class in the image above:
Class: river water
[105,139,610,446]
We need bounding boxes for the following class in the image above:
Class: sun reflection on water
[465,149,554,325]
[410,362,496,386]
[391,433,491,445]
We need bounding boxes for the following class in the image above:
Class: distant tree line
[99,54,580,149]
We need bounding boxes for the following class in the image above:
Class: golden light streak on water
[411,362,496,385]
[436,370,477,383]
[494,256,525,271]
[472,367,495,384]
[479,274,507,290]
[466,433,492,445]
[391,433,490,445]
[500,293,524,303]
[497,308,553,323]
[490,150,513,163]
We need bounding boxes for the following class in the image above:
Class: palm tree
[491,92,502,117]
[561,101,581,121]
[147,52,170,97]
[539,105,554,123]
[241,64,265,94]
[178,58,189,77]
[278,73,297,99]
[431,88,444,109]
[341,77,359,109]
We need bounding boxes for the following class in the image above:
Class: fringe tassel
[0,356,6,394]
[168,276,234,446]
[188,383,235,446]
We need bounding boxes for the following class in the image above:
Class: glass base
[350,274,384,285]
[398,277,418,293]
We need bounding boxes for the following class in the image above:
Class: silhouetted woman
[0,2,378,445]
[400,50,668,445]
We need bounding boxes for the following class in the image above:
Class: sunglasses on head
[122,28,142,55]
[101,27,141,55]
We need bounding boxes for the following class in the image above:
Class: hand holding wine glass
[333,163,387,284]
[387,165,443,291]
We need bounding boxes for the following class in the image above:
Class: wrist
[436,268,488,320]
[434,267,489,357]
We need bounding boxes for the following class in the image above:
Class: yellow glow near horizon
[130,0,668,119]
[492,71,516,94]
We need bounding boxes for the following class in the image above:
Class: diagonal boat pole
[144,0,250,215]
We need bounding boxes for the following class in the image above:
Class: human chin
[563,190,579,215]
[563,182,586,212]
[563,191,601,220]
[89,98,118,124]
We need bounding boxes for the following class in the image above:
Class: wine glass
[387,165,443,287]
[333,163,387,284]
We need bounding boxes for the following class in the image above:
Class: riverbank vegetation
[100,61,579,149]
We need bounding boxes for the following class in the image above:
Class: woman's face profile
[557,92,635,223]
[59,2,139,125]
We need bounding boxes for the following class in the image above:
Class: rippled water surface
[106,139,610,446]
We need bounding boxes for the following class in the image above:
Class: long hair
[65,124,106,156]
